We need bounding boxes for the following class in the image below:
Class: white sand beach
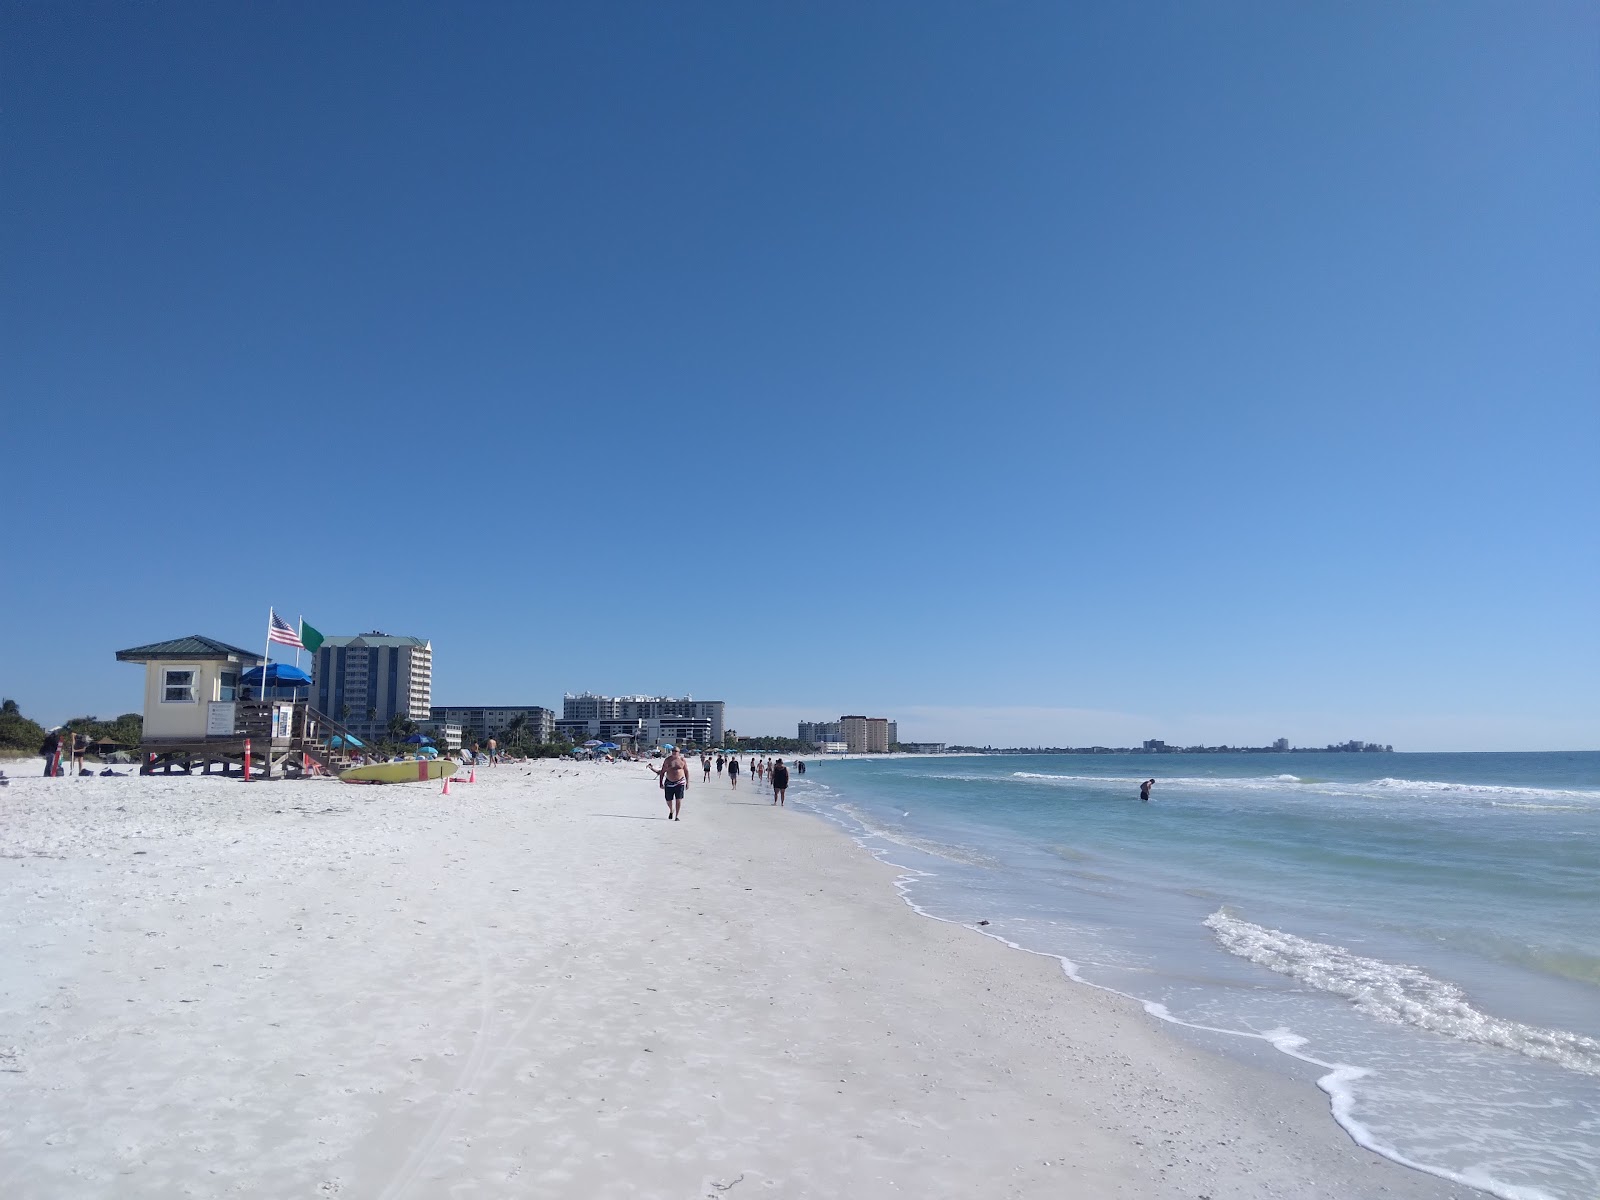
[0,760,1459,1198]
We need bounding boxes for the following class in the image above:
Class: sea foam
[1204,910,1600,1077]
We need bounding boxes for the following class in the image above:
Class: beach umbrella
[403,733,434,745]
[241,663,313,688]
[416,746,439,757]
[582,739,603,748]
[597,741,620,751]
[328,733,365,749]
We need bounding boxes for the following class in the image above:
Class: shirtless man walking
[661,747,690,821]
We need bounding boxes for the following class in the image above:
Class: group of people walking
[649,749,807,818]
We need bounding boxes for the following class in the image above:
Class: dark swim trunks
[664,782,686,801]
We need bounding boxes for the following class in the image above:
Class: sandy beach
[0,759,1461,1198]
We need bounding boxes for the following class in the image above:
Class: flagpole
[295,615,302,671]
[263,607,275,703]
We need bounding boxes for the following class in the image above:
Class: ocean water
[790,752,1600,1200]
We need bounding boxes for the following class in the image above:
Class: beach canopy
[241,663,312,687]
[403,733,435,745]
[328,733,365,749]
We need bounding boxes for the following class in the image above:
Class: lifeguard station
[115,635,367,778]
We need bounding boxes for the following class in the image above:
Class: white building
[562,693,725,744]
[431,706,555,744]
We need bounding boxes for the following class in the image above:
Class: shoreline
[0,760,1459,1197]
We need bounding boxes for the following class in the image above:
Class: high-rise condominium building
[838,715,893,754]
[311,633,433,739]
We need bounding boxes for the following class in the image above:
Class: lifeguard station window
[162,669,197,703]
[219,671,239,702]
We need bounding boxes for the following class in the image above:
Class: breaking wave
[1204,910,1600,1077]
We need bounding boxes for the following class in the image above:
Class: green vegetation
[63,712,144,749]
[731,735,809,753]
[0,698,46,756]
[0,700,143,758]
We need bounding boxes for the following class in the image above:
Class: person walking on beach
[1140,778,1155,802]
[771,758,790,806]
[727,756,740,789]
[701,754,712,783]
[715,753,725,777]
[661,747,689,820]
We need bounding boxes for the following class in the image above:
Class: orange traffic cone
[468,767,476,783]
[442,774,450,795]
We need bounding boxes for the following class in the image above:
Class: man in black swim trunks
[661,747,689,820]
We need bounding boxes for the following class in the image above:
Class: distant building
[1143,739,1168,751]
[1273,737,1290,751]
[431,706,555,745]
[839,715,893,754]
[311,633,433,741]
[798,720,844,746]
[559,693,725,746]
[419,720,464,753]
[899,742,945,754]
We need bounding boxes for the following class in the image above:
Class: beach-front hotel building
[557,692,725,748]
[430,705,555,745]
[803,716,897,752]
[840,716,896,754]
[310,633,433,741]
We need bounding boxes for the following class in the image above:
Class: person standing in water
[771,758,790,806]
[1139,778,1155,802]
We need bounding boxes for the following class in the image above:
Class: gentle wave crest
[1205,910,1600,1077]
[1006,770,1600,807]
[832,803,1000,869]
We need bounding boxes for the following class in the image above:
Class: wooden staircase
[296,706,369,776]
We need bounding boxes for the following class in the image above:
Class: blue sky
[4,2,1596,750]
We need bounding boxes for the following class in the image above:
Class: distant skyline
[3,3,1596,752]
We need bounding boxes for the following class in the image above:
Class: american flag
[267,611,304,649]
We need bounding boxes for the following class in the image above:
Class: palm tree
[340,702,352,723]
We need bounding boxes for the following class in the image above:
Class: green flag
[300,620,325,654]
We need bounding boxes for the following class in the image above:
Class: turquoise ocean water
[790,752,1600,1200]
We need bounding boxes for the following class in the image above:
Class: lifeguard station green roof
[115,636,264,663]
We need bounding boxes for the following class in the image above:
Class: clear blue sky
[4,2,1596,750]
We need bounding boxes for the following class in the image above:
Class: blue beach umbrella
[403,733,434,745]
